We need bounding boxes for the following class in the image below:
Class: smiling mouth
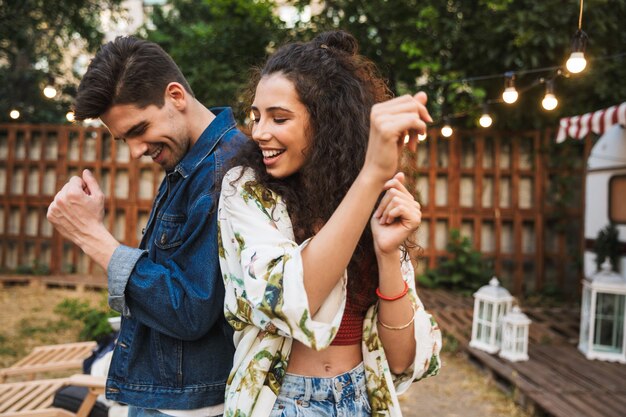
[262,149,285,159]
[149,144,164,160]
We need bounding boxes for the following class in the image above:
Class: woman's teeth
[262,149,285,158]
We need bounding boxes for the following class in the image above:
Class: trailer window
[609,175,626,224]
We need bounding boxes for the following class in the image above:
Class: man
[47,36,247,416]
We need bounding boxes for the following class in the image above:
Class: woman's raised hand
[364,92,431,183]
[371,172,422,255]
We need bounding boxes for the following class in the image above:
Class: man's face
[101,100,190,172]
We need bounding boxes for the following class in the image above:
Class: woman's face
[250,73,311,179]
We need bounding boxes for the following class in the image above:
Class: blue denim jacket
[105,108,247,409]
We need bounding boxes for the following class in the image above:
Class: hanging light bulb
[566,29,588,74]
[541,80,558,111]
[502,73,518,104]
[566,1,588,74]
[9,109,20,120]
[66,111,75,122]
[479,103,493,128]
[43,84,57,98]
[441,119,453,138]
[479,113,493,128]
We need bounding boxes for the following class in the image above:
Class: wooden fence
[0,124,163,277]
[0,123,590,297]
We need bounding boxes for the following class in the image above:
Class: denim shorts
[270,362,371,417]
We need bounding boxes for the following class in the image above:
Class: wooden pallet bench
[0,374,105,416]
[0,342,96,383]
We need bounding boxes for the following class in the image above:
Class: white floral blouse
[217,167,442,417]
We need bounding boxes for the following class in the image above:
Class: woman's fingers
[375,190,420,225]
[383,173,409,193]
[374,113,428,141]
[366,93,430,180]
[386,204,421,226]
[374,173,406,218]
[380,196,420,225]
[413,92,432,122]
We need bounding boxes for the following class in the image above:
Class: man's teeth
[150,145,163,158]
[262,149,284,158]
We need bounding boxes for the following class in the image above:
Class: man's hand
[47,169,120,270]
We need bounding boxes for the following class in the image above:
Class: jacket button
[160,233,167,245]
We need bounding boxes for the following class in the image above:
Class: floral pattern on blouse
[218,167,442,417]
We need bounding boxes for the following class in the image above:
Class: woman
[218,31,441,417]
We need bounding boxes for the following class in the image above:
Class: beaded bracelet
[377,305,417,330]
[376,280,409,301]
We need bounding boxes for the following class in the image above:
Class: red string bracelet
[376,281,409,301]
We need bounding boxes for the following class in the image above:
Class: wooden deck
[422,288,626,417]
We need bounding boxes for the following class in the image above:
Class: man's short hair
[73,36,194,121]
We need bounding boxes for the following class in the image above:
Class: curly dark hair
[231,30,393,311]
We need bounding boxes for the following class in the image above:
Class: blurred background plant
[417,229,493,295]
[594,223,620,272]
[55,295,119,342]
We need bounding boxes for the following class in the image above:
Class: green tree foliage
[293,0,626,129]
[417,229,493,294]
[0,0,122,123]
[145,0,285,119]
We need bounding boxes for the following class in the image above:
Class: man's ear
[164,82,187,110]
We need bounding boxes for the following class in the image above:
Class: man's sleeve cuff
[107,245,147,316]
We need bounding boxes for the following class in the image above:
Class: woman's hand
[364,92,431,183]
[371,173,422,255]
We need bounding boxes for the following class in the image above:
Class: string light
[502,72,518,104]
[541,80,558,111]
[43,84,57,98]
[566,30,588,74]
[441,119,453,138]
[66,111,75,122]
[479,104,493,128]
[566,0,588,74]
[9,109,20,120]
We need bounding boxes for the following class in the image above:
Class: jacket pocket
[153,214,186,250]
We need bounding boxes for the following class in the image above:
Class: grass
[0,284,104,368]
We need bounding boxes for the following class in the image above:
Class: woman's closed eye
[250,115,288,125]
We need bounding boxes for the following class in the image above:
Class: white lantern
[499,306,531,362]
[579,260,626,363]
[470,277,513,353]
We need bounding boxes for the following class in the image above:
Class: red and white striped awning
[556,102,626,143]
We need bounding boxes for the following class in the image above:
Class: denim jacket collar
[174,107,237,179]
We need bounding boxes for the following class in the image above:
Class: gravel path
[399,351,531,417]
